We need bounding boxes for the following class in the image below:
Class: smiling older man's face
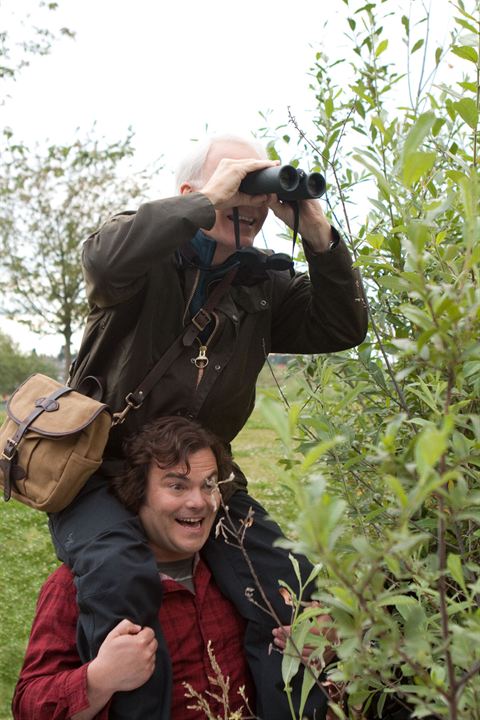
[199,140,269,263]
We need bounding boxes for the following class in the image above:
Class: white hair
[175,134,267,192]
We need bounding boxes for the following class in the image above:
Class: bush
[258,1,480,717]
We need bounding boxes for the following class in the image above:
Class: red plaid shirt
[13,559,254,719]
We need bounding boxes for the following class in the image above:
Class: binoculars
[239,164,326,201]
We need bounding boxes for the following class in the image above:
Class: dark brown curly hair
[111,416,233,513]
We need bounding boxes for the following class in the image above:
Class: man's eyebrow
[161,471,218,482]
[162,471,188,481]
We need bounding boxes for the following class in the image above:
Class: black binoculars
[239,164,326,201]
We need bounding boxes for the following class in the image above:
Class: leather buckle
[191,309,211,332]
[2,438,18,461]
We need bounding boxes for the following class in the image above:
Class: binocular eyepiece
[239,164,326,201]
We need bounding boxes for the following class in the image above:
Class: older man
[14,417,328,719]
[48,134,367,719]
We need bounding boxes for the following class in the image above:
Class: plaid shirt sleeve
[12,565,110,720]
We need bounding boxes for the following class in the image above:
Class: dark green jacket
[71,192,368,464]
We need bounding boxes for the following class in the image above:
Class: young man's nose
[184,487,207,509]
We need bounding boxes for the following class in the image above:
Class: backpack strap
[112,266,238,425]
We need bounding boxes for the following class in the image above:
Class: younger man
[13,417,328,719]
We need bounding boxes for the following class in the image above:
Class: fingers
[201,158,279,209]
[107,620,158,651]
[108,618,142,638]
[272,617,338,665]
[272,625,290,651]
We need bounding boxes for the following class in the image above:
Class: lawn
[0,377,294,719]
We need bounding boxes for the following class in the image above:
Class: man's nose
[185,487,207,509]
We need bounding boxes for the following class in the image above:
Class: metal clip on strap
[112,391,144,426]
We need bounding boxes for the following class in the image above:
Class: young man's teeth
[177,518,201,525]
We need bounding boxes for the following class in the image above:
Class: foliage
[0,329,59,395]
[0,130,158,379]
[1,0,74,92]
[257,1,480,718]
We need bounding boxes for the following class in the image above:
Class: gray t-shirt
[157,556,195,593]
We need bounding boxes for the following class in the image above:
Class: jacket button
[260,299,268,308]
[232,314,238,322]
[214,364,221,372]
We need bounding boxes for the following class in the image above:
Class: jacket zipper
[183,268,201,326]
[192,311,219,388]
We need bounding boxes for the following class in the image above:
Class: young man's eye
[203,479,218,493]
[170,483,186,492]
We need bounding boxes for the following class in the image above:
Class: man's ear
[180,182,194,195]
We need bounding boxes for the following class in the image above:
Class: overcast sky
[2,0,453,355]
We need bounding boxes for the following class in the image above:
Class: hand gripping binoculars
[239,164,326,201]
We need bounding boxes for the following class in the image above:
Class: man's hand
[268,196,334,253]
[88,619,158,695]
[72,620,158,720]
[272,613,338,666]
[272,616,342,720]
[200,157,278,210]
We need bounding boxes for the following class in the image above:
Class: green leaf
[377,275,408,292]
[266,141,280,161]
[403,152,437,187]
[298,667,317,718]
[257,396,291,449]
[325,96,334,119]
[415,425,448,481]
[300,438,341,471]
[375,39,388,57]
[403,112,436,156]
[447,553,467,593]
[385,475,408,509]
[281,622,312,686]
[377,594,417,607]
[403,151,436,186]
[400,304,433,329]
[453,98,478,129]
[366,233,384,249]
[281,635,302,687]
[411,39,424,53]
[451,45,479,64]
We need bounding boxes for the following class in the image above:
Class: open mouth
[175,517,204,529]
[227,213,255,226]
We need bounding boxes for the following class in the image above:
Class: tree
[256,1,480,718]
[0,329,58,396]
[1,0,74,89]
[0,130,157,379]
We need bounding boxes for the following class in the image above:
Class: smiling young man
[13,417,256,720]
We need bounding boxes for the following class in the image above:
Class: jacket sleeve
[270,232,368,353]
[82,192,216,308]
[12,568,110,720]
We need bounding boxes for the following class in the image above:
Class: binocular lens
[239,165,299,195]
[305,172,326,198]
[278,165,300,192]
[240,164,326,200]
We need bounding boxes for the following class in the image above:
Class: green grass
[0,386,293,719]
[0,505,59,719]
